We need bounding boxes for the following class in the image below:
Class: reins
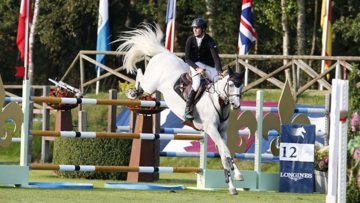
[206,77,233,123]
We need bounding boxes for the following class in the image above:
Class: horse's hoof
[229,188,238,195]
[234,174,244,181]
[125,88,138,99]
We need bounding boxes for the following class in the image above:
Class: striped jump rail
[240,106,327,114]
[29,164,202,173]
[31,96,167,107]
[160,152,279,160]
[30,96,327,114]
[30,130,203,141]
[117,126,327,137]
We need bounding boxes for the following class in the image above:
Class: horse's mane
[115,23,170,74]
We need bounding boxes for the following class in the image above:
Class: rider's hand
[196,67,204,74]
[218,72,224,79]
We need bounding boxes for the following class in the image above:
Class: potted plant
[46,87,78,131]
[314,141,329,193]
[128,94,165,114]
[46,87,78,111]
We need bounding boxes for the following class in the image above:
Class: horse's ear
[227,66,234,75]
[239,69,246,78]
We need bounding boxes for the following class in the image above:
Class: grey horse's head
[226,68,245,110]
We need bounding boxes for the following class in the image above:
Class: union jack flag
[238,0,256,55]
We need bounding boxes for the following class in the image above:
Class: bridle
[208,75,243,123]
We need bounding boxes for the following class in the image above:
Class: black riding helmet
[191,18,207,29]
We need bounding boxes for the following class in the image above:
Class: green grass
[242,89,329,106]
[0,170,326,203]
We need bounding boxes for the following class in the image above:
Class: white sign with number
[279,143,314,162]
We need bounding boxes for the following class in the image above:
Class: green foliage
[51,92,132,180]
[348,65,360,141]
[2,0,360,90]
[36,1,98,55]
[118,81,134,93]
[347,65,360,200]
[347,177,360,203]
[0,1,21,82]
[53,137,132,180]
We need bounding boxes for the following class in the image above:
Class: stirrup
[183,112,194,121]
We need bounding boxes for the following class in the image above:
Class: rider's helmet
[191,18,207,29]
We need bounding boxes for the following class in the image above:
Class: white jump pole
[326,79,348,203]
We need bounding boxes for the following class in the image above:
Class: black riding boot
[183,90,196,121]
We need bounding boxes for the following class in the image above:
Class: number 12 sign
[279,124,315,193]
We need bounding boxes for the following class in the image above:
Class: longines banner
[279,124,315,193]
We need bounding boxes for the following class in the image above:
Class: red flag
[16,0,32,62]
[15,66,25,77]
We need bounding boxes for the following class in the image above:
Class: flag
[15,66,25,77]
[16,0,32,63]
[165,0,176,52]
[238,0,256,55]
[96,0,110,73]
[320,0,332,80]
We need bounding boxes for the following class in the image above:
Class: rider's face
[193,27,204,37]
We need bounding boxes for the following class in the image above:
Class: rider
[183,18,223,121]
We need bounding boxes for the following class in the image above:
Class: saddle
[174,71,209,130]
[174,71,208,103]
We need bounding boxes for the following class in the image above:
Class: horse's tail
[116,23,170,74]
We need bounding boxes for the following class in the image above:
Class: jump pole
[326,79,348,203]
[0,80,29,186]
[29,164,201,173]
[30,130,203,140]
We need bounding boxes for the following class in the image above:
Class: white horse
[116,24,245,195]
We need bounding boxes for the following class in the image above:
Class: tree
[296,0,306,55]
[1,0,360,88]
[0,1,22,83]
[29,0,40,84]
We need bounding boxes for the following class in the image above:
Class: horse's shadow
[158,178,197,184]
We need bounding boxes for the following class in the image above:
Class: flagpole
[320,0,330,90]
[244,58,249,86]
[20,0,31,167]
[171,0,176,52]
[96,68,100,94]
[24,0,30,80]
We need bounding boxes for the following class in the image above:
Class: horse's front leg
[219,129,244,182]
[205,125,238,195]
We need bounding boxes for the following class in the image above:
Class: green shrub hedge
[53,137,132,180]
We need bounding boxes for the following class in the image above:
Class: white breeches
[190,62,219,91]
